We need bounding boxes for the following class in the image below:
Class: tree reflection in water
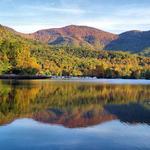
[0,80,149,127]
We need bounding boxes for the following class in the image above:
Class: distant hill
[105,30,150,54]
[26,25,118,49]
[1,24,150,55]
[20,25,150,55]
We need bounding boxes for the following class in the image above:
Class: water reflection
[0,80,150,127]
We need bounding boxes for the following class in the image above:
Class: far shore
[0,74,149,80]
[0,74,51,80]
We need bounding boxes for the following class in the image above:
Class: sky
[0,0,150,33]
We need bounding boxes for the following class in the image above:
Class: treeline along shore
[0,75,51,80]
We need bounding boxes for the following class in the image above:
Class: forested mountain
[3,24,150,55]
[105,30,150,55]
[0,24,150,79]
[24,25,118,49]
[17,25,150,56]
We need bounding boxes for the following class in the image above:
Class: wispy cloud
[23,5,86,14]
[9,24,58,33]
[0,12,37,17]
[0,0,150,33]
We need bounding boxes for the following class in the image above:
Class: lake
[0,79,150,150]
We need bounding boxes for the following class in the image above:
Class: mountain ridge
[1,24,150,55]
[25,25,118,49]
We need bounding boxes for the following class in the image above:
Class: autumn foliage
[0,25,149,78]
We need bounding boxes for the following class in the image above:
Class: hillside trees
[0,39,40,74]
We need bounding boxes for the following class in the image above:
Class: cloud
[1,0,150,33]
[77,5,150,33]
[8,24,61,33]
[0,12,37,17]
[23,5,86,14]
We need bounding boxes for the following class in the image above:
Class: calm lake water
[0,79,150,150]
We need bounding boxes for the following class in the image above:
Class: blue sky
[0,0,150,33]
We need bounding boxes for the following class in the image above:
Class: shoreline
[0,75,51,80]
[0,75,149,80]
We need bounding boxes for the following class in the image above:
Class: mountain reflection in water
[0,79,149,128]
